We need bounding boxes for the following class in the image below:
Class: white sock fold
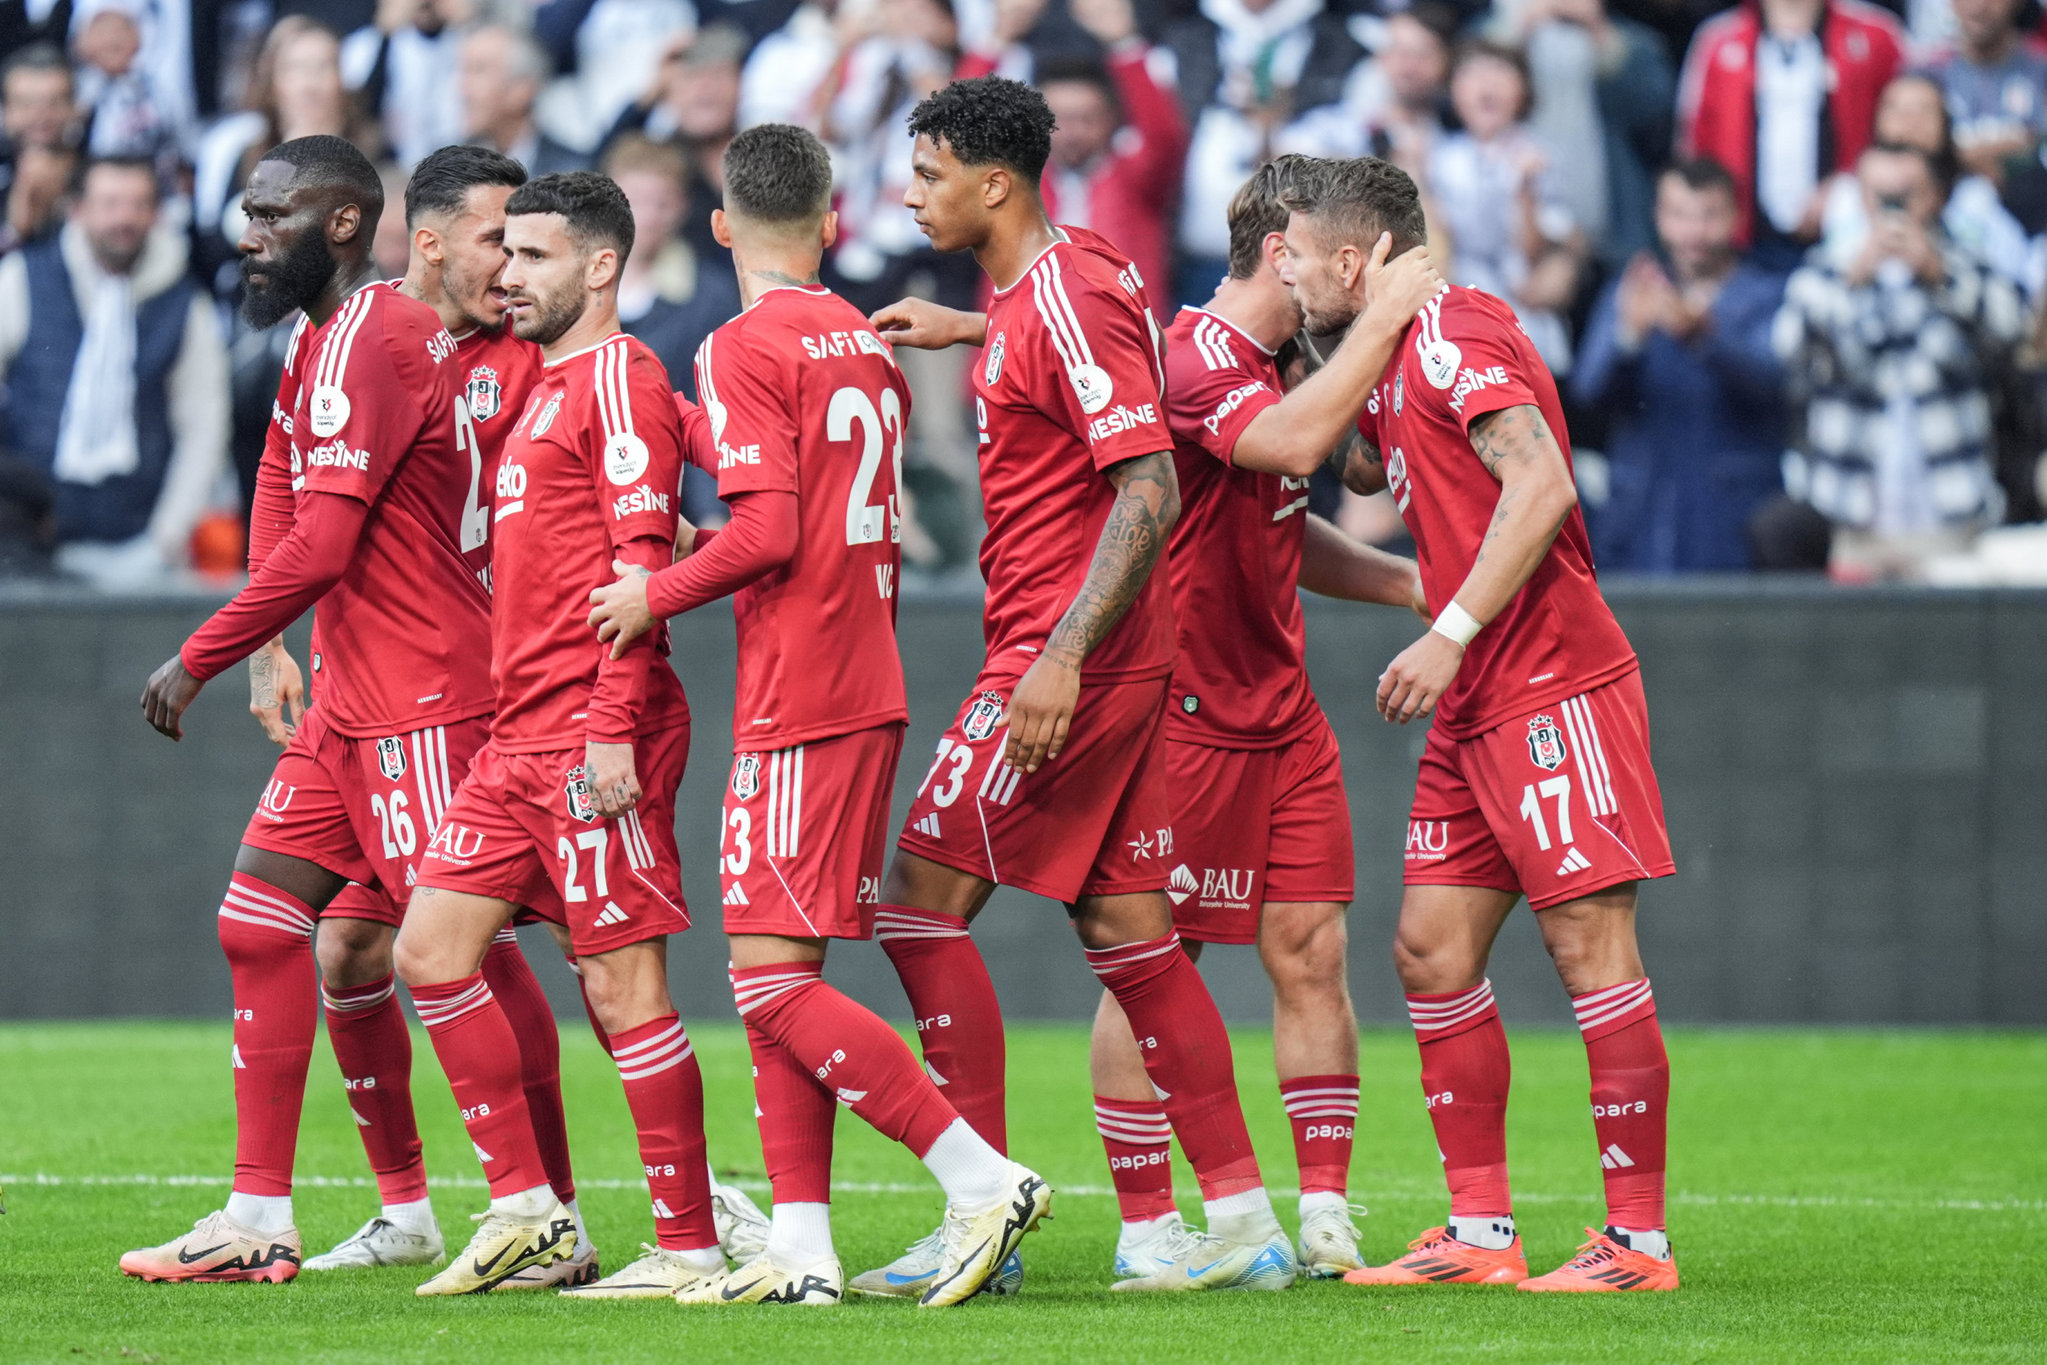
[1116,1210,1180,1243]
[1204,1187,1280,1243]
[1449,1213,1516,1249]
[1611,1225,1670,1260]
[765,1201,835,1268]
[1298,1190,1349,1219]
[489,1183,557,1220]
[671,1244,727,1273]
[225,1191,293,1235]
[382,1197,435,1235]
[921,1118,1009,1207]
[565,1197,592,1248]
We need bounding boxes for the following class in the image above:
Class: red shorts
[325,882,401,927]
[1405,671,1674,910]
[242,706,485,910]
[416,724,691,956]
[720,724,904,940]
[1165,717,1356,944]
[896,667,1173,904]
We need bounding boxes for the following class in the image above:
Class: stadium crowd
[4,0,2047,585]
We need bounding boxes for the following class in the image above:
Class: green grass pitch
[1,1021,2041,1363]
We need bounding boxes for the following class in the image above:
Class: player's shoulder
[1415,286,1533,370]
[1165,306,1271,383]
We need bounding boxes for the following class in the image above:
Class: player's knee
[314,919,393,986]
[1262,908,1349,1001]
[1391,924,1480,995]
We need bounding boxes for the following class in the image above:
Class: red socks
[1280,1074,1359,1197]
[411,972,549,1198]
[745,1019,836,1205]
[321,972,427,1204]
[1407,979,1512,1217]
[1094,1094,1176,1221]
[609,1013,717,1250]
[875,905,1007,1152]
[1084,932,1260,1200]
[731,961,958,1158]
[217,874,319,1197]
[1573,979,1669,1230]
[483,931,576,1204]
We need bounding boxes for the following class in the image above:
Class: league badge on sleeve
[731,753,761,801]
[308,385,350,438]
[464,366,502,421]
[1069,363,1113,415]
[1419,338,1461,390]
[961,691,1006,743]
[1527,715,1567,771]
[604,432,651,486]
[376,736,407,782]
[564,765,597,822]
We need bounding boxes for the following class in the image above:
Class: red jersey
[1160,306,1319,749]
[452,323,545,590]
[1357,287,1636,739]
[282,282,490,736]
[491,331,689,750]
[681,285,910,749]
[973,227,1176,682]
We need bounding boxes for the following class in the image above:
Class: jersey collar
[989,226,1073,297]
[745,283,833,312]
[1182,305,1277,356]
[542,329,627,368]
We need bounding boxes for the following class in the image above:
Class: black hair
[1279,155,1428,258]
[260,134,385,221]
[723,123,833,224]
[1663,155,1738,199]
[72,153,159,199]
[505,169,636,261]
[906,75,1054,183]
[2,41,70,87]
[406,144,527,227]
[1036,55,1120,118]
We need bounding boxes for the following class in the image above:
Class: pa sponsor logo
[1088,402,1157,442]
[1526,715,1566,771]
[1405,819,1451,862]
[465,365,503,421]
[613,484,670,517]
[1069,363,1114,415]
[376,736,406,781]
[1109,1151,1169,1170]
[731,753,761,801]
[961,691,1005,742]
[307,385,350,438]
[1301,1122,1354,1141]
[564,765,597,823]
[1203,383,1269,435]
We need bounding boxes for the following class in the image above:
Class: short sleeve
[596,346,685,547]
[298,305,431,504]
[1164,340,1280,467]
[1420,295,1543,432]
[694,326,799,497]
[1032,268,1172,471]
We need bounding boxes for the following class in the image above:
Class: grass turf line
[0,1023,2041,1363]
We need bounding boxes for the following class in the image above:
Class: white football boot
[560,1244,718,1299]
[1113,1212,1206,1278]
[1109,1221,1298,1293]
[712,1181,771,1263]
[1296,1202,1368,1278]
[675,1252,844,1306]
[303,1215,444,1271]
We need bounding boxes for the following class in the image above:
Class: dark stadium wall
[1,582,2041,1025]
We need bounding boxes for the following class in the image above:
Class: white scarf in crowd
[52,266,141,486]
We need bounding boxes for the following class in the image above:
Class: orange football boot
[1518,1229,1679,1292]
[1342,1227,1528,1286]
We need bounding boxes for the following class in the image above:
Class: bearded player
[864,76,1291,1294]
[587,123,1048,1309]
[1088,156,1442,1281]
[1282,158,1679,1293]
[121,137,561,1283]
[392,171,726,1299]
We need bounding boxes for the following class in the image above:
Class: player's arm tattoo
[1467,404,1554,480]
[249,638,279,707]
[1329,433,1385,494]
[1044,451,1180,667]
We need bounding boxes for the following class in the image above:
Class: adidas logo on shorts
[723,884,749,906]
[593,901,632,927]
[913,813,941,838]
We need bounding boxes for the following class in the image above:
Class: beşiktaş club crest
[984,331,1006,385]
[531,391,563,438]
[731,753,761,801]
[1393,367,1405,415]
[1527,715,1567,771]
[376,736,407,781]
[961,691,1005,742]
[564,765,597,822]
[465,365,503,421]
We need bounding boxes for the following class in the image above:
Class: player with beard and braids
[861,76,1289,1295]
[1085,156,1442,1282]
[586,124,1048,1310]
[122,135,492,1284]
[1281,158,1679,1294]
[392,171,720,1300]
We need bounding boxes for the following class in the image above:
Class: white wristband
[1431,601,1482,647]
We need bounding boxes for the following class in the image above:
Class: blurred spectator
[951,0,1112,83]
[72,0,178,161]
[1820,73,2035,293]
[370,157,409,278]
[1166,0,1365,301]
[192,17,376,299]
[611,22,747,260]
[1492,0,1676,266]
[1925,0,2047,186]
[1574,157,1788,570]
[1773,142,2026,579]
[736,0,833,126]
[340,0,470,167]
[0,156,229,585]
[1429,39,1585,371]
[1362,6,1455,172]
[1,43,81,256]
[0,0,76,56]
[533,0,700,150]
[958,0,1186,298]
[1678,0,1905,262]
[603,132,739,525]
[459,22,589,177]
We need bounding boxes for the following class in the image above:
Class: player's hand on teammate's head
[588,560,656,661]
[584,740,642,818]
[1376,630,1465,724]
[248,639,305,748]
[1003,652,1081,774]
[1363,234,1445,328]
[869,297,985,351]
[141,654,204,741]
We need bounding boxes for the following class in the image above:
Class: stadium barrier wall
[1,581,2040,1026]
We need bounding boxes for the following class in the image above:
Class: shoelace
[898,1228,945,1262]
[1154,1220,1208,1264]
[1555,1230,1622,1273]
[1402,1226,1456,1256]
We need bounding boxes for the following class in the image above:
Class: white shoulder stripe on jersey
[1031,266,1082,375]
[595,336,635,439]
[315,288,374,391]
[1040,250,1096,368]
[283,316,310,377]
[592,341,618,439]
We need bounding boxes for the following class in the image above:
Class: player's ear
[819,209,838,250]
[982,166,1009,211]
[412,223,441,267]
[328,200,362,247]
[711,208,732,249]
[1259,230,1287,275]
[586,245,619,294]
